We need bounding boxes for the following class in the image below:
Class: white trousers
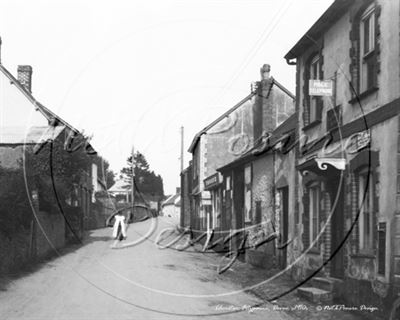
[112,216,127,238]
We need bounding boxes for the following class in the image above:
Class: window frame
[308,182,321,247]
[357,167,374,253]
[244,164,252,223]
[309,55,322,123]
[303,52,323,129]
[359,4,376,93]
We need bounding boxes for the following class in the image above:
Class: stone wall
[0,230,31,275]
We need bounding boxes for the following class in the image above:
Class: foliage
[0,129,115,238]
[0,167,33,238]
[120,151,164,198]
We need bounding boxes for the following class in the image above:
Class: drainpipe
[272,150,277,261]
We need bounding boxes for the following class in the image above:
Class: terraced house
[284,0,400,314]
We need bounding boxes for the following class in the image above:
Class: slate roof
[162,194,180,207]
[0,64,79,133]
[108,179,131,193]
[284,0,350,60]
[0,125,65,145]
[188,78,295,153]
[217,112,297,172]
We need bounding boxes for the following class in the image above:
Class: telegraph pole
[131,145,135,217]
[180,126,184,172]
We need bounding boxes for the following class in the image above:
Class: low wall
[0,231,31,275]
[0,211,65,274]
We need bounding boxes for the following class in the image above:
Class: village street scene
[1,0,400,319]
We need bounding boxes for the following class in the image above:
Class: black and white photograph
[0,0,399,319]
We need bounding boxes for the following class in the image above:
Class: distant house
[162,188,181,219]
[218,113,297,269]
[187,86,255,239]
[108,178,132,203]
[186,64,295,247]
[180,162,192,229]
[108,178,161,219]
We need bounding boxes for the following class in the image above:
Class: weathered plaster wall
[297,0,400,144]
[247,155,275,258]
[275,148,297,263]
[0,145,23,169]
[205,99,254,179]
[344,116,397,285]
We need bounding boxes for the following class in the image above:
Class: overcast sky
[0,0,333,194]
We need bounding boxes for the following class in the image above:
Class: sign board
[346,129,371,154]
[204,173,220,190]
[309,80,333,96]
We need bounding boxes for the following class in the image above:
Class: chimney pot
[260,64,271,81]
[17,65,33,93]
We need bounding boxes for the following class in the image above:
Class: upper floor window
[309,55,323,124]
[350,2,380,98]
[303,52,323,128]
[360,5,376,92]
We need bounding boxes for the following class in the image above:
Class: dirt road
[0,217,292,320]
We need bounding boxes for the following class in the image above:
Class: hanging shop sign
[345,129,371,154]
[204,173,220,190]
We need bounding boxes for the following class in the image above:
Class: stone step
[311,277,343,298]
[297,287,333,304]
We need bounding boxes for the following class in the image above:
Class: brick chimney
[17,65,32,93]
[260,63,270,80]
[176,187,181,195]
[253,64,276,143]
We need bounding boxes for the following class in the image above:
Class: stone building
[187,89,255,238]
[284,0,400,313]
[217,80,296,268]
[180,162,192,229]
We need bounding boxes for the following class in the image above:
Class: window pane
[366,57,375,89]
[310,98,317,122]
[358,172,374,250]
[364,16,370,53]
[369,15,375,51]
[309,186,320,243]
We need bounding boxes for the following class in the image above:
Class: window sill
[350,252,375,259]
[326,125,340,134]
[306,246,320,255]
[349,86,379,104]
[302,120,321,131]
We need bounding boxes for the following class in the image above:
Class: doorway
[233,168,245,261]
[278,187,289,269]
[328,175,345,278]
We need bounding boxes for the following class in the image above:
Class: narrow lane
[0,217,292,320]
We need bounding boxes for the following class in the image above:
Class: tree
[93,156,115,189]
[120,151,164,198]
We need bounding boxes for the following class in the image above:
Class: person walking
[107,208,132,241]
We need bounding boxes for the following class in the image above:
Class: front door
[233,168,245,261]
[328,176,345,278]
[278,187,289,269]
